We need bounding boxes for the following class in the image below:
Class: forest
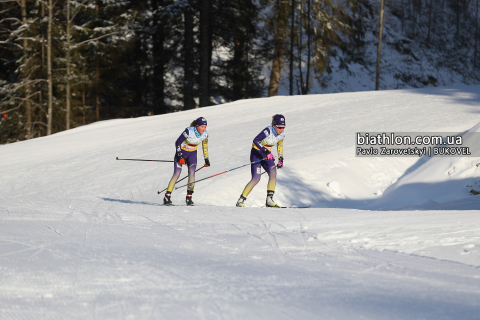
[0,0,479,144]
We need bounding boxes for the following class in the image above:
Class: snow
[1,85,480,319]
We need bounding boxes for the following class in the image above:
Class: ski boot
[186,191,194,206]
[266,190,280,208]
[163,192,173,206]
[236,195,246,207]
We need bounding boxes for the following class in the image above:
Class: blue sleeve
[175,129,189,150]
[253,127,269,154]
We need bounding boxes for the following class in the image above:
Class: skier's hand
[267,153,275,161]
[176,146,184,163]
[204,158,210,167]
[277,156,284,169]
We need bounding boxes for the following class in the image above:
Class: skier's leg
[185,151,197,192]
[241,162,262,197]
[185,151,197,205]
[166,162,183,193]
[262,159,277,193]
[164,161,183,204]
[263,159,279,207]
[237,149,263,207]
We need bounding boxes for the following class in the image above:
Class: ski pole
[157,165,205,194]
[175,158,268,190]
[116,157,178,163]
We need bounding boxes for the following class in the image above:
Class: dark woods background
[0,0,479,144]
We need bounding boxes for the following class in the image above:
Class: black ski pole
[157,165,206,194]
[116,157,178,163]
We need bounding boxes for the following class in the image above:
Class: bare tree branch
[72,32,121,48]
[0,40,23,50]
[0,106,20,113]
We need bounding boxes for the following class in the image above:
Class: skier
[236,114,285,207]
[163,117,210,206]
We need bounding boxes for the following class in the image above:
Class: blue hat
[273,114,285,127]
[196,117,207,126]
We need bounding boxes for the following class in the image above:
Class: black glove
[204,158,211,167]
[277,156,284,169]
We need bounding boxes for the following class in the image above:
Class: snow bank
[375,122,480,210]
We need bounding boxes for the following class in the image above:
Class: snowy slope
[1,85,480,319]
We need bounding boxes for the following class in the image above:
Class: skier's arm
[202,138,210,166]
[252,128,269,154]
[277,139,284,158]
[175,129,189,161]
[175,129,189,149]
[277,139,284,168]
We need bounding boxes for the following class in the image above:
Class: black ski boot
[186,191,194,206]
[163,192,173,206]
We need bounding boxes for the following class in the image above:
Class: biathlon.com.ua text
[355,132,480,157]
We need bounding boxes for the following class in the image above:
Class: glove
[204,158,210,167]
[178,157,185,165]
[277,156,283,168]
[264,148,274,160]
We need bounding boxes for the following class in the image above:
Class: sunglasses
[275,125,285,129]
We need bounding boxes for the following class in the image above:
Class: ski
[263,205,311,209]
[279,205,311,209]
[278,205,311,209]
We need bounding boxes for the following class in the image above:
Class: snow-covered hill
[1,85,480,319]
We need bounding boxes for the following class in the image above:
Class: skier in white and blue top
[163,117,210,206]
[236,114,286,207]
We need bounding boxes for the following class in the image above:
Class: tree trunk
[96,55,100,120]
[95,1,100,121]
[199,0,210,107]
[66,0,71,130]
[41,3,45,124]
[184,3,195,110]
[376,0,385,91]
[47,0,53,135]
[475,0,479,67]
[268,0,289,97]
[412,0,417,38]
[426,0,433,44]
[21,1,32,139]
[305,0,311,94]
[152,0,166,114]
[289,0,294,95]
[232,38,245,101]
[456,1,460,36]
[297,2,303,94]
